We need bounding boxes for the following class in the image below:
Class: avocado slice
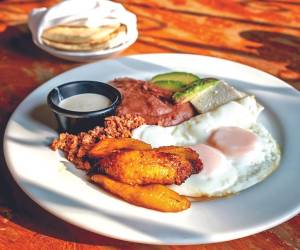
[172,78,220,104]
[150,80,187,91]
[151,72,200,85]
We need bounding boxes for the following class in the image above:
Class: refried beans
[111,78,196,126]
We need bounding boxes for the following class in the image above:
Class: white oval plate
[3,53,300,244]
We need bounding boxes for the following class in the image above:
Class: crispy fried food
[97,149,194,185]
[154,146,198,161]
[154,146,202,174]
[89,138,151,158]
[90,175,190,212]
[50,114,145,171]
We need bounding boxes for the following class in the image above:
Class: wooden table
[0,0,299,249]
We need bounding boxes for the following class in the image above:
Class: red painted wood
[0,1,299,249]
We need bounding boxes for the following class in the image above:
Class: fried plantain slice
[154,146,203,174]
[90,175,190,212]
[89,138,151,158]
[154,146,198,161]
[98,149,194,185]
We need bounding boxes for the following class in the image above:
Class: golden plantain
[98,149,194,185]
[89,138,151,158]
[154,146,202,174]
[90,175,190,212]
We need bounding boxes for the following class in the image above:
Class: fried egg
[132,96,281,198]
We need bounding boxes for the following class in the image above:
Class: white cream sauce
[59,93,111,112]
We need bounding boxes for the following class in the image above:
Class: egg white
[221,123,281,195]
[170,145,239,196]
[169,123,281,198]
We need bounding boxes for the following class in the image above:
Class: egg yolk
[189,144,227,176]
[208,126,258,157]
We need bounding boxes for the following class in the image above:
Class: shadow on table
[240,30,300,82]
[0,24,75,64]
[0,162,130,246]
[0,138,129,246]
[140,29,300,83]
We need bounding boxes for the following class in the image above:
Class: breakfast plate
[3,53,300,244]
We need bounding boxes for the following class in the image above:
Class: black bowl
[47,81,121,134]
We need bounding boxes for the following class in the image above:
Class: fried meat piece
[50,114,145,171]
[89,138,151,158]
[90,175,190,212]
[154,146,202,174]
[97,149,194,185]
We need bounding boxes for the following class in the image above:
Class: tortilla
[42,22,121,44]
[42,25,126,51]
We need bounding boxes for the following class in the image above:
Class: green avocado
[150,80,187,91]
[172,78,220,104]
[151,72,200,85]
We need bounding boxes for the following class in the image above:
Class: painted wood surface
[0,1,299,249]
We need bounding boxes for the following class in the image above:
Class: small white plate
[3,53,300,244]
